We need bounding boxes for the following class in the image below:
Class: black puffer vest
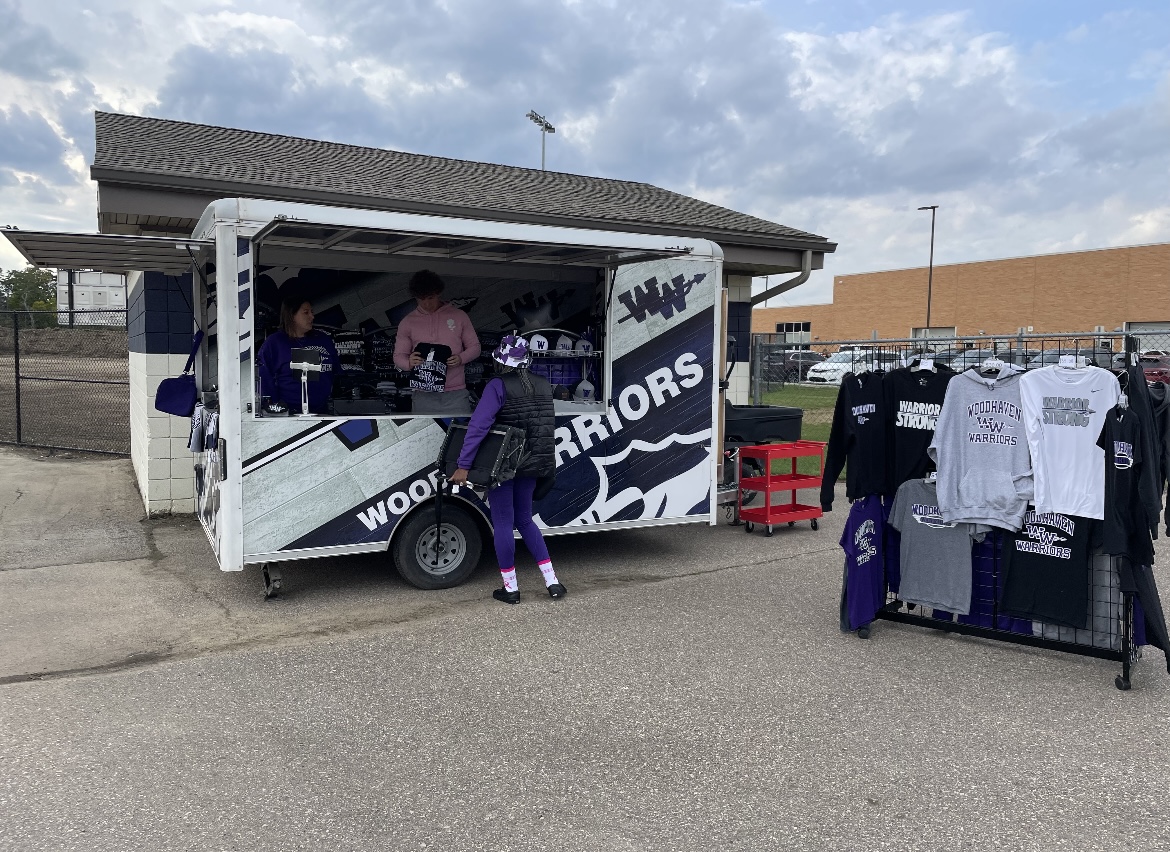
[496,370,556,478]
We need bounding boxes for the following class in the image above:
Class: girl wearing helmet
[449,334,566,604]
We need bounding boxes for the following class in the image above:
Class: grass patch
[761,384,840,416]
[801,422,831,444]
[754,386,839,479]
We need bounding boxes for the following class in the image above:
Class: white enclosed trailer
[7,198,733,593]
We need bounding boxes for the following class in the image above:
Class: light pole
[526,110,555,170]
[918,205,938,331]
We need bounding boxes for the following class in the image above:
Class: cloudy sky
[0,0,1167,306]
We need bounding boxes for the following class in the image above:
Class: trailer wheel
[393,504,482,590]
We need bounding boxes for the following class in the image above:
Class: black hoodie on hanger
[821,370,887,511]
[1146,381,1170,533]
[882,364,956,493]
[1121,363,1163,540]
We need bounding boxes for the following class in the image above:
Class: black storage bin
[723,400,803,444]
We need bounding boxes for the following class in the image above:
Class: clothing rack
[874,533,1139,690]
[839,335,1163,691]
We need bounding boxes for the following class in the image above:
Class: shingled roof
[91,112,834,253]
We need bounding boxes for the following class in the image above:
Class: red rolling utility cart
[737,441,826,536]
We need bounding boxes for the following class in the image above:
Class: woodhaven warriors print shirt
[928,369,1034,531]
[882,366,956,493]
[1000,511,1093,630]
[1020,365,1120,520]
[889,478,986,615]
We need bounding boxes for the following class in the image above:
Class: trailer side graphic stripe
[241,421,340,476]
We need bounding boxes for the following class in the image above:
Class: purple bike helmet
[492,333,531,368]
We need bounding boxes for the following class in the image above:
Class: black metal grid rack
[874,530,1139,690]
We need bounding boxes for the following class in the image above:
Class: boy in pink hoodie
[394,269,481,415]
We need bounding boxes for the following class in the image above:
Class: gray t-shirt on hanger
[889,478,987,615]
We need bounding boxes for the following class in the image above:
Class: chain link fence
[0,310,130,455]
[748,330,1170,446]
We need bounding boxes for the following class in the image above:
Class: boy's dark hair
[408,269,445,298]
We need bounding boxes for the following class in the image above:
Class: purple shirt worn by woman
[257,329,341,414]
[457,378,508,469]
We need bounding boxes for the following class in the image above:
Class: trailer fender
[391,489,492,542]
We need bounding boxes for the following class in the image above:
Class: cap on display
[528,333,549,352]
[555,334,574,351]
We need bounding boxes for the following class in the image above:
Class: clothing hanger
[1115,370,1129,410]
[978,354,1014,379]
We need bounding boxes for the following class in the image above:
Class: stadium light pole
[526,110,556,170]
[918,205,938,331]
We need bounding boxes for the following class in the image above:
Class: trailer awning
[251,220,694,268]
[0,230,212,274]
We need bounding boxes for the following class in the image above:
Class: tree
[0,265,57,326]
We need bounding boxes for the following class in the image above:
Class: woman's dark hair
[408,269,445,299]
[279,297,310,337]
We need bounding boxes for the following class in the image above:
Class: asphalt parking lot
[1,445,1169,851]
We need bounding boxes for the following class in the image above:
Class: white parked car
[805,350,896,385]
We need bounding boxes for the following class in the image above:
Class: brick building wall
[754,242,1170,341]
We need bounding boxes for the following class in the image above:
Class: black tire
[785,367,800,384]
[740,456,763,506]
[742,457,765,478]
[392,502,483,590]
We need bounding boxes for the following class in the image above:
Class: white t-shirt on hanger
[1019,364,1120,519]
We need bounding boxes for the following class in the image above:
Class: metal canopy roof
[251,219,693,268]
[0,230,211,274]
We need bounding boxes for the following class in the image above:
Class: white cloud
[0,0,1166,300]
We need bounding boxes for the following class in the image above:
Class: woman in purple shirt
[449,334,565,604]
[257,295,341,414]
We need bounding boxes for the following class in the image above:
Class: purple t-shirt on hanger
[841,495,888,630]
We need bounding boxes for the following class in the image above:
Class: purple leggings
[488,477,550,570]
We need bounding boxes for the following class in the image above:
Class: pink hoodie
[393,302,481,391]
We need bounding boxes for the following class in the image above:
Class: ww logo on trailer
[618,273,705,324]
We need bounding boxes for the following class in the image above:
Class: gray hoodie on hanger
[928,368,1034,530]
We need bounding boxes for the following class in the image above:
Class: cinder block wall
[128,271,197,515]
